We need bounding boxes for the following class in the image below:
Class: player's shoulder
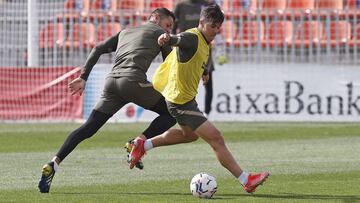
[178,31,198,47]
[175,0,187,6]
[175,0,192,8]
[184,29,200,37]
[131,22,164,34]
[143,22,163,30]
[181,30,198,39]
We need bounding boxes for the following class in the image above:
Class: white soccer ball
[190,172,217,198]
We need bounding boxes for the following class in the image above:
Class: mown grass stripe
[1,136,359,191]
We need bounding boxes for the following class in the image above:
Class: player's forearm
[168,35,181,46]
[79,47,103,80]
[168,32,197,48]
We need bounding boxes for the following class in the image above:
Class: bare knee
[208,130,225,150]
[182,131,199,143]
[188,134,199,142]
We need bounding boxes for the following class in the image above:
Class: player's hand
[68,77,86,96]
[158,33,170,46]
[202,74,209,85]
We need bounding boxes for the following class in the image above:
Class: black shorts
[94,77,162,115]
[166,99,207,131]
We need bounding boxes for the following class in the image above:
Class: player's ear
[198,19,206,29]
[153,13,160,23]
[149,13,160,24]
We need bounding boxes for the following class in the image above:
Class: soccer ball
[190,172,217,198]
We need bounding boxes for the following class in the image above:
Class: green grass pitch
[0,122,360,203]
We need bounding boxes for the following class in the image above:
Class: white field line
[0,137,359,190]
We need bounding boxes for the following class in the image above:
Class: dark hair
[200,4,224,25]
[150,8,175,21]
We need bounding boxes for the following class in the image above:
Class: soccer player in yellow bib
[129,4,269,193]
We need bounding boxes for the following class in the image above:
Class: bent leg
[150,126,198,148]
[122,80,176,139]
[56,77,125,163]
[149,99,207,148]
[195,121,243,178]
[55,110,112,163]
[142,98,176,139]
[147,99,207,148]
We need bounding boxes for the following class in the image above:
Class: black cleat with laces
[38,162,56,193]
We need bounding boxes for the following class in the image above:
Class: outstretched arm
[158,32,200,63]
[158,32,209,84]
[158,32,197,49]
[79,32,119,81]
[69,32,120,96]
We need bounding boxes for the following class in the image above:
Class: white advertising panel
[85,63,360,122]
[210,63,360,121]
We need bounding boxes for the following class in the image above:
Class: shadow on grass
[57,192,360,202]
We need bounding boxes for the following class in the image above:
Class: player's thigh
[117,79,162,109]
[166,100,207,131]
[178,124,199,140]
[94,77,127,115]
